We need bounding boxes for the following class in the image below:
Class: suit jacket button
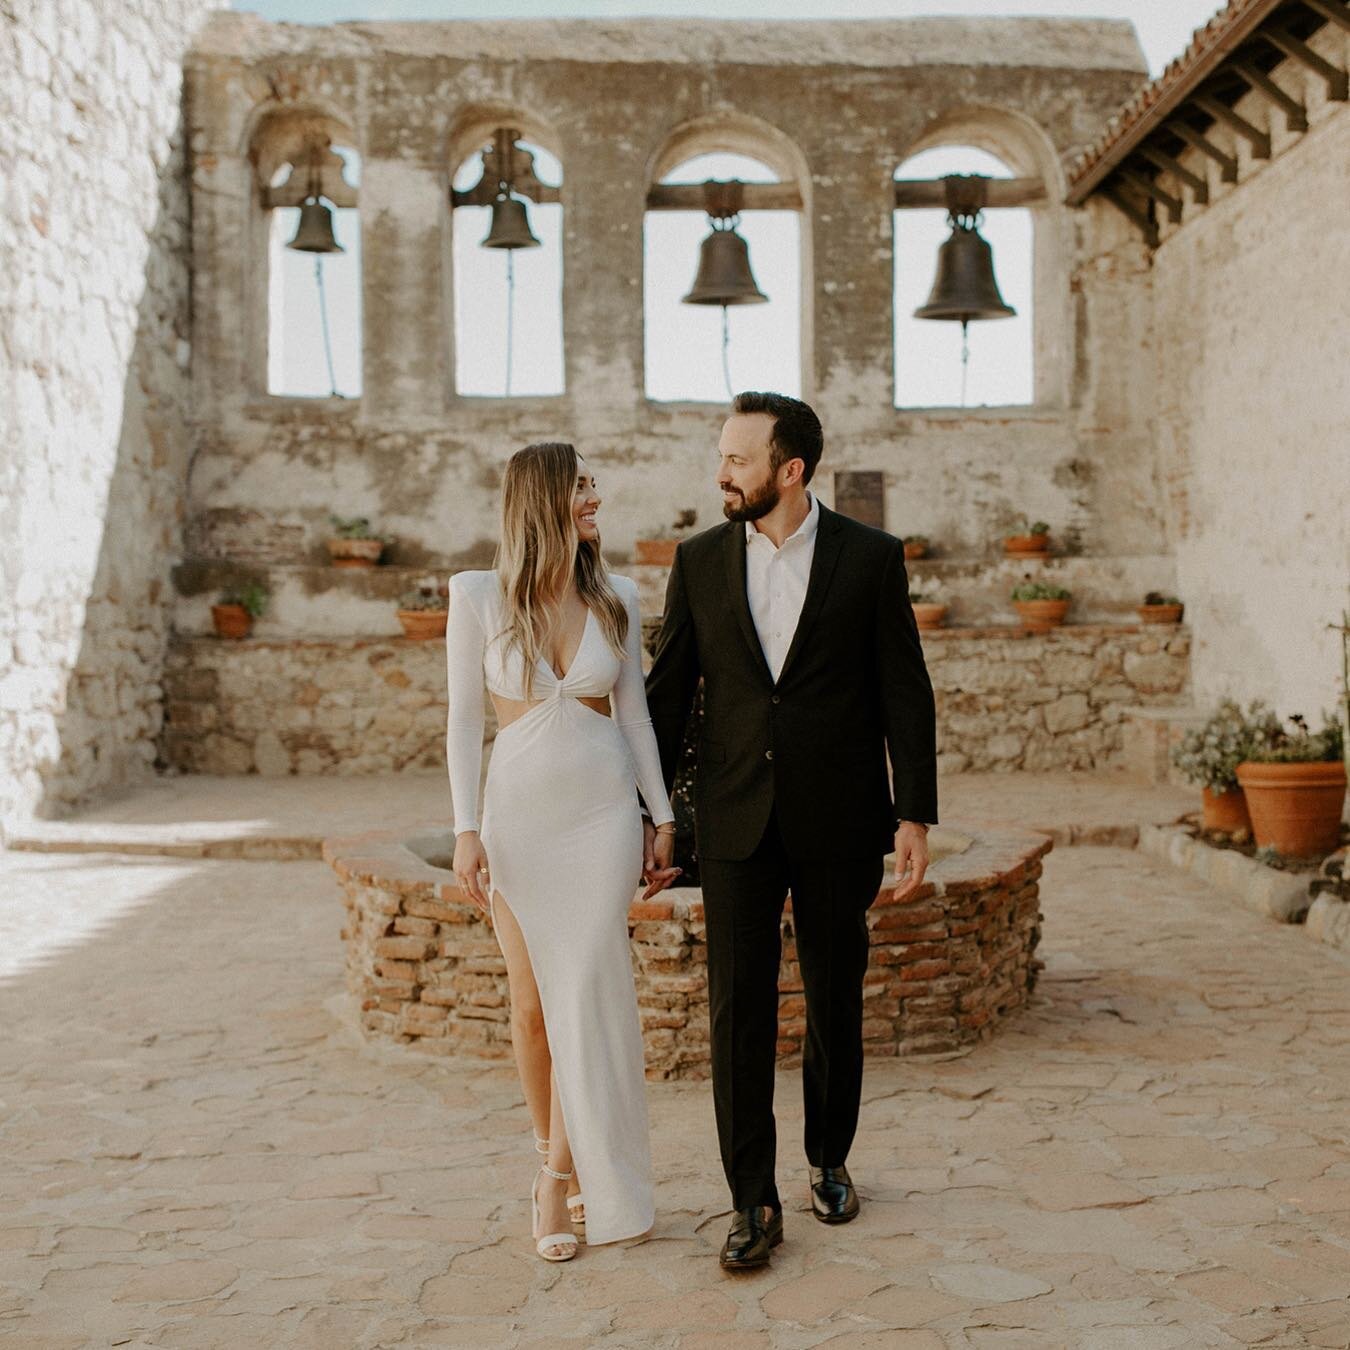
[765,750,774,761]
[771,694,781,704]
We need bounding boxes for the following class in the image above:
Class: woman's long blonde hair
[494,441,628,697]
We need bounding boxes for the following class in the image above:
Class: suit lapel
[722,521,776,687]
[775,503,845,686]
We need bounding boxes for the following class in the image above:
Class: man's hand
[641,819,682,900]
[888,821,930,903]
[452,830,492,915]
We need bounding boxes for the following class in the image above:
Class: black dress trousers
[698,804,885,1212]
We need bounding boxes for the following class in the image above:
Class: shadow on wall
[12,102,194,828]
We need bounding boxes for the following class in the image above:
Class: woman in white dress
[446,442,680,1262]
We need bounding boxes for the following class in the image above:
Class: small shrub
[1011,581,1070,602]
[329,514,376,539]
[1144,590,1181,605]
[1245,710,1344,765]
[1171,697,1281,792]
[221,581,269,618]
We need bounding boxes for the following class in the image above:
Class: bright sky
[251,0,1224,405]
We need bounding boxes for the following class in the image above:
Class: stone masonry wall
[159,621,1188,778]
[328,822,1052,1077]
[1150,92,1350,723]
[0,0,225,839]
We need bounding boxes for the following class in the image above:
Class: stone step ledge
[1138,822,1312,923]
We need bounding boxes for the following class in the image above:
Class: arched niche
[894,105,1070,411]
[644,113,813,403]
[246,107,363,400]
[444,107,565,399]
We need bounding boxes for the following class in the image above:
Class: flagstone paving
[2,825,1349,1347]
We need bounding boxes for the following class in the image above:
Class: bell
[682,224,768,306]
[482,194,541,250]
[913,222,1014,323]
[287,198,344,254]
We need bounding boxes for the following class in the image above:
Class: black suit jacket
[644,501,938,863]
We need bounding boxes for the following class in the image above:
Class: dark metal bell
[682,225,768,306]
[914,223,1014,323]
[287,199,344,254]
[482,195,541,249]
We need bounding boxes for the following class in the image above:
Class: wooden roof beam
[1192,94,1272,158]
[1303,0,1350,35]
[1232,59,1309,131]
[1101,185,1159,247]
[1262,25,1349,101]
[1165,120,1240,181]
[1138,146,1210,203]
[1119,166,1183,222]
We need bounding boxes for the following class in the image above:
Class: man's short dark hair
[731,390,824,485]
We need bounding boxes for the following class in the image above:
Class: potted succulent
[909,589,947,631]
[1138,590,1184,624]
[635,507,698,566]
[1236,710,1347,857]
[211,580,269,639]
[327,514,386,568]
[1172,697,1279,833]
[1010,580,1071,631]
[396,577,449,640]
[903,534,930,561]
[1004,519,1051,557]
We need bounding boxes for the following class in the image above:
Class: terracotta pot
[1201,785,1251,834]
[911,602,947,631]
[1235,759,1347,857]
[634,538,678,566]
[1138,603,1184,624]
[397,609,448,640]
[211,603,252,639]
[1012,598,1070,631]
[1004,534,1050,556]
[327,537,384,567]
[903,540,928,560]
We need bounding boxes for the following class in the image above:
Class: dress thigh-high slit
[444,568,672,1246]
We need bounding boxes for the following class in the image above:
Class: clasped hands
[452,824,682,911]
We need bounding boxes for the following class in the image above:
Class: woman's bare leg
[492,890,582,1235]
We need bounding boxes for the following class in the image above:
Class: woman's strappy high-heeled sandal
[531,1164,579,1262]
[535,1135,585,1226]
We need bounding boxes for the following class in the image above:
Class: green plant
[398,587,448,612]
[1010,519,1050,536]
[1171,698,1281,792]
[1028,520,1050,536]
[221,581,269,618]
[1245,710,1344,765]
[905,534,929,547]
[1011,581,1070,602]
[329,514,376,539]
[1144,590,1181,605]
[909,590,937,604]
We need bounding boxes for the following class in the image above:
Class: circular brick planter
[325,819,1051,1079]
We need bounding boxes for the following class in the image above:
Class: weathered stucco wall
[1150,95,1350,722]
[183,14,1160,596]
[0,0,224,838]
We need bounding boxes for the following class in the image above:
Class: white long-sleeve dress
[444,569,675,1245]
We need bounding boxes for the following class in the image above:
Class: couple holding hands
[446,390,938,1269]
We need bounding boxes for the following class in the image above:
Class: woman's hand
[453,831,492,914]
[641,823,682,900]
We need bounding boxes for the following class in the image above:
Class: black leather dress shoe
[719,1205,783,1269]
[809,1164,860,1223]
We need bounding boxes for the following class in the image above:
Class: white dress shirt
[745,489,820,682]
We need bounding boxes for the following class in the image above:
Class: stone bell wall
[0,0,225,840]
[181,15,1165,628]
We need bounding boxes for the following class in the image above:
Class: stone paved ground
[3,803,1350,1346]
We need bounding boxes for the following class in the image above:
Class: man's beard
[721,475,780,523]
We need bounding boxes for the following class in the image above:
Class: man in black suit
[643,390,938,1270]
